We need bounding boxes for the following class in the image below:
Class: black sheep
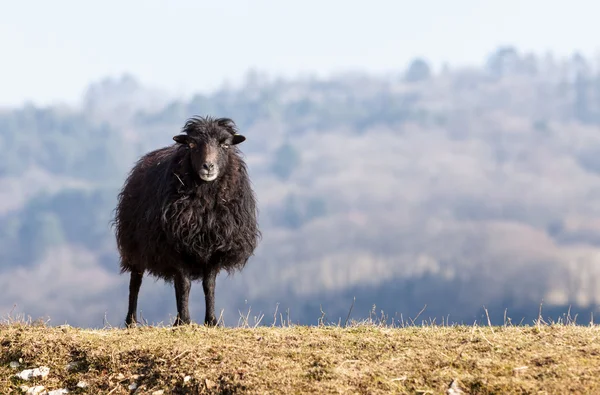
[113,116,260,327]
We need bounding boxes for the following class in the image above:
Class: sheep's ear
[173,134,192,145]
[232,134,246,145]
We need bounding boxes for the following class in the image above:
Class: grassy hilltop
[1,321,600,394]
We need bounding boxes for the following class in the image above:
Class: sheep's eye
[188,142,196,149]
[221,143,230,149]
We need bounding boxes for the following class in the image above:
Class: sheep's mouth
[199,172,218,182]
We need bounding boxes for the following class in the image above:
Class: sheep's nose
[202,162,215,171]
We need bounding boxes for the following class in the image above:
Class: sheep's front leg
[174,272,191,325]
[202,269,218,326]
[125,271,143,328]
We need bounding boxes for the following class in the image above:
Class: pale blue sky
[1,0,598,107]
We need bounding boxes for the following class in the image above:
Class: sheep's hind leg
[174,272,192,326]
[202,269,218,327]
[125,271,143,328]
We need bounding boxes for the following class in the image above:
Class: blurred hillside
[2,47,600,327]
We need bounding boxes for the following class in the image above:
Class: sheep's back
[115,146,182,274]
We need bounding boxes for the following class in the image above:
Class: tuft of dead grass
[1,319,600,394]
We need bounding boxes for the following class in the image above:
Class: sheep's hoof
[125,315,138,328]
[125,320,137,329]
[205,318,218,327]
[173,317,191,327]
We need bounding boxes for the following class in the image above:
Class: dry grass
[1,318,600,394]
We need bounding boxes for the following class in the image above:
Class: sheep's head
[173,116,246,182]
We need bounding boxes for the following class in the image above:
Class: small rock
[151,391,164,395]
[10,361,20,369]
[15,366,50,380]
[116,373,125,380]
[183,375,191,383]
[128,383,138,391]
[131,374,140,380]
[513,366,529,376]
[66,362,80,371]
[48,389,69,395]
[76,381,88,388]
[205,379,216,389]
[26,386,46,395]
[446,379,464,394]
